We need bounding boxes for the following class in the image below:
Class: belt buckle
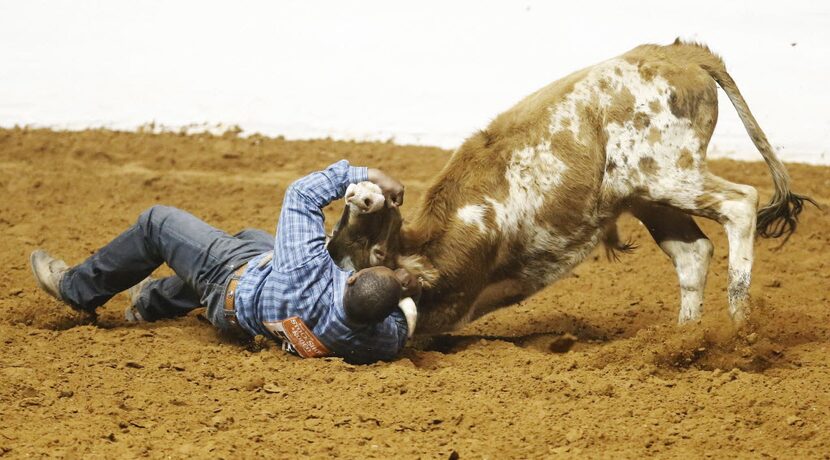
[224,281,239,326]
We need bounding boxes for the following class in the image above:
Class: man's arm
[273,160,368,271]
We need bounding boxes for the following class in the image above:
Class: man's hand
[367,168,404,207]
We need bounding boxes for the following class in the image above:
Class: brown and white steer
[329,40,814,336]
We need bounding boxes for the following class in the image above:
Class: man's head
[343,266,420,325]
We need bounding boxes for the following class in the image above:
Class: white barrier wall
[1,0,827,164]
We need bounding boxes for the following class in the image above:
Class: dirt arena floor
[1,127,828,458]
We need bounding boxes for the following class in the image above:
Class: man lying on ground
[30,160,420,364]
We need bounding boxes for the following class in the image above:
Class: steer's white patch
[717,185,758,324]
[549,59,705,207]
[477,141,583,285]
[457,204,488,234]
[549,72,597,136]
[485,142,567,236]
[661,238,712,324]
[603,62,703,207]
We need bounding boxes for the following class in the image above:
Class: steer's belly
[506,219,605,290]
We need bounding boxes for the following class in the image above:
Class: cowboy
[30,160,420,363]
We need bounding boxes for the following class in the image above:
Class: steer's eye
[363,198,371,207]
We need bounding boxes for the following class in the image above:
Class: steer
[328,40,815,336]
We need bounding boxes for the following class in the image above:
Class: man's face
[346,266,421,299]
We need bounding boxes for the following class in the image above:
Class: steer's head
[327,182,403,271]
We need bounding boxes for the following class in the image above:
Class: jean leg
[201,227,275,329]
[60,206,269,314]
[134,228,274,321]
[60,223,160,311]
[133,276,200,321]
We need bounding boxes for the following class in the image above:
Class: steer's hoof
[345,182,385,214]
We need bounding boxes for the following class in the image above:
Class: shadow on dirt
[413,331,580,355]
[409,299,830,374]
[411,311,615,356]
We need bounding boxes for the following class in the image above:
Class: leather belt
[223,265,248,328]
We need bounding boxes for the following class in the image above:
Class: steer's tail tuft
[701,60,817,242]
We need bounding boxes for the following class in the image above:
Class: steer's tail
[701,61,817,241]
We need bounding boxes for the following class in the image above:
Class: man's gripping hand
[367,168,405,208]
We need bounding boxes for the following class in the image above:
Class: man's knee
[233,228,258,239]
[233,228,274,246]
[137,205,180,232]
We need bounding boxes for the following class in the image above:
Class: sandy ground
[1,128,829,458]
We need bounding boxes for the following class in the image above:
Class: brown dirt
[1,127,829,458]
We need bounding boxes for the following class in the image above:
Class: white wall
[1,0,827,164]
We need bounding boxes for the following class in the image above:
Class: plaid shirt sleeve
[273,160,368,271]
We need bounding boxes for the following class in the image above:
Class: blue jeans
[60,205,273,330]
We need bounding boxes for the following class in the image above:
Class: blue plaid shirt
[233,160,408,364]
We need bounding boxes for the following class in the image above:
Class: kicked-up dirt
[1,127,829,458]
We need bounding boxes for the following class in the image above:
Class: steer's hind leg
[632,204,713,324]
[640,172,758,326]
[693,174,759,325]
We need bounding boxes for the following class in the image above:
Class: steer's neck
[399,138,508,332]
[401,223,493,333]
[403,165,485,286]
